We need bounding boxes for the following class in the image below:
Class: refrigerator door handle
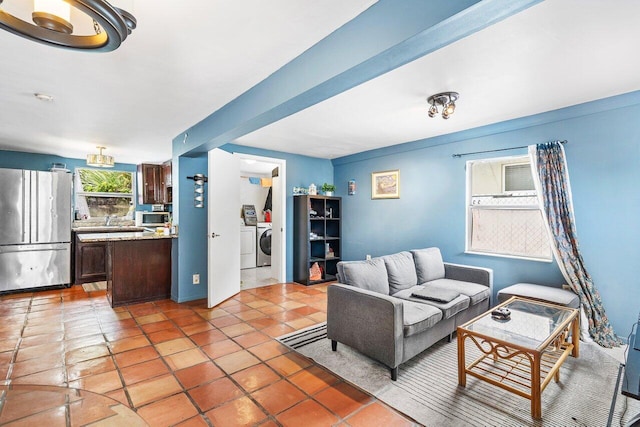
[32,171,38,243]
[23,170,31,243]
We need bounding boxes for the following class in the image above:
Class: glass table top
[462,298,576,350]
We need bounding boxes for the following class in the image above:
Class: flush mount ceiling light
[427,91,459,120]
[0,0,136,52]
[86,146,114,167]
[34,92,54,101]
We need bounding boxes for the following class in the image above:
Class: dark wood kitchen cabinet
[137,162,172,204]
[106,238,172,307]
[162,160,172,204]
[72,228,143,284]
[138,163,163,205]
[75,240,108,284]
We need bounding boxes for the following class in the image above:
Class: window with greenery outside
[75,168,134,219]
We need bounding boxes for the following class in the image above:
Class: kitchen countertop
[73,226,145,232]
[77,231,177,243]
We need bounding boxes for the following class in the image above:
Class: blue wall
[332,92,640,337]
[0,150,136,174]
[171,145,333,303]
[172,155,209,302]
[0,150,142,210]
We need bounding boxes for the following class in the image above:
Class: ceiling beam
[174,0,543,157]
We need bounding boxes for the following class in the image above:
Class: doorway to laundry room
[237,153,286,289]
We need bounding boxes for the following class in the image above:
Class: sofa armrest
[327,284,404,369]
[444,263,493,287]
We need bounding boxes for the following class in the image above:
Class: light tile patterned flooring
[0,283,418,426]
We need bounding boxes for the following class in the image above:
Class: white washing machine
[240,225,256,269]
[256,222,272,266]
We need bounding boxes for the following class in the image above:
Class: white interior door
[271,170,285,283]
[208,148,240,308]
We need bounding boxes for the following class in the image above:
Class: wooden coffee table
[457,296,579,419]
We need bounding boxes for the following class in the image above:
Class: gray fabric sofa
[327,248,493,380]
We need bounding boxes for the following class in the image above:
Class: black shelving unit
[293,195,342,285]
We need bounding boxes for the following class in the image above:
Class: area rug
[278,323,640,427]
[82,281,107,292]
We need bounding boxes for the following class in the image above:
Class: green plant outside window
[75,168,135,219]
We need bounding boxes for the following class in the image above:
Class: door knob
[211,233,220,238]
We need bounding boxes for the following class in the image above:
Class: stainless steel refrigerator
[0,168,72,292]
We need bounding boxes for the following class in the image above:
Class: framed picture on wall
[371,170,400,199]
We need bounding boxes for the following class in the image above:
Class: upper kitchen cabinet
[162,160,172,204]
[137,162,172,204]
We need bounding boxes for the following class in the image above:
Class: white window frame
[74,168,136,219]
[465,155,552,262]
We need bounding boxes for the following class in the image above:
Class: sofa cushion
[411,248,445,283]
[395,286,470,319]
[402,301,443,337]
[497,283,580,308]
[380,251,418,295]
[425,278,490,306]
[337,258,390,295]
[411,287,460,303]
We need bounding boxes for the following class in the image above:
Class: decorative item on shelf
[348,179,356,195]
[293,186,309,195]
[187,174,208,208]
[427,91,459,120]
[371,170,400,199]
[309,262,322,281]
[86,146,114,168]
[308,183,317,195]
[321,183,336,196]
[0,0,137,52]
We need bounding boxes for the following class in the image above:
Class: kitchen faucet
[105,215,113,226]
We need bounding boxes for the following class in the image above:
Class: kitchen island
[77,231,175,307]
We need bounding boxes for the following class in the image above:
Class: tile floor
[241,266,279,290]
[0,283,418,426]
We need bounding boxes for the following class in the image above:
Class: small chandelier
[0,0,136,52]
[427,92,459,120]
[86,146,114,167]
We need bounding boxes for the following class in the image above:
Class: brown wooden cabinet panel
[137,163,172,204]
[76,242,107,283]
[106,238,172,307]
[162,161,172,204]
[72,228,144,284]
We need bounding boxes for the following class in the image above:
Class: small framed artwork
[371,170,400,199]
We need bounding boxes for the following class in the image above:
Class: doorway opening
[236,153,286,289]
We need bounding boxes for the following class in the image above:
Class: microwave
[135,211,170,227]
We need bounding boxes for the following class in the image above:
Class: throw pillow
[380,251,418,295]
[338,258,390,295]
[411,248,445,283]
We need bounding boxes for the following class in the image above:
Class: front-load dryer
[256,222,272,266]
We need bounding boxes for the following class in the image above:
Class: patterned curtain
[529,141,620,348]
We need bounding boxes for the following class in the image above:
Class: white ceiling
[1,1,640,164]
[0,0,376,164]
[235,0,640,158]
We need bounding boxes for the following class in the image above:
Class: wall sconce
[187,174,208,208]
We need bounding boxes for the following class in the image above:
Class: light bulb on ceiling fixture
[32,0,73,34]
[427,91,459,120]
[0,0,137,52]
[428,103,438,118]
[86,146,115,168]
[443,100,456,116]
